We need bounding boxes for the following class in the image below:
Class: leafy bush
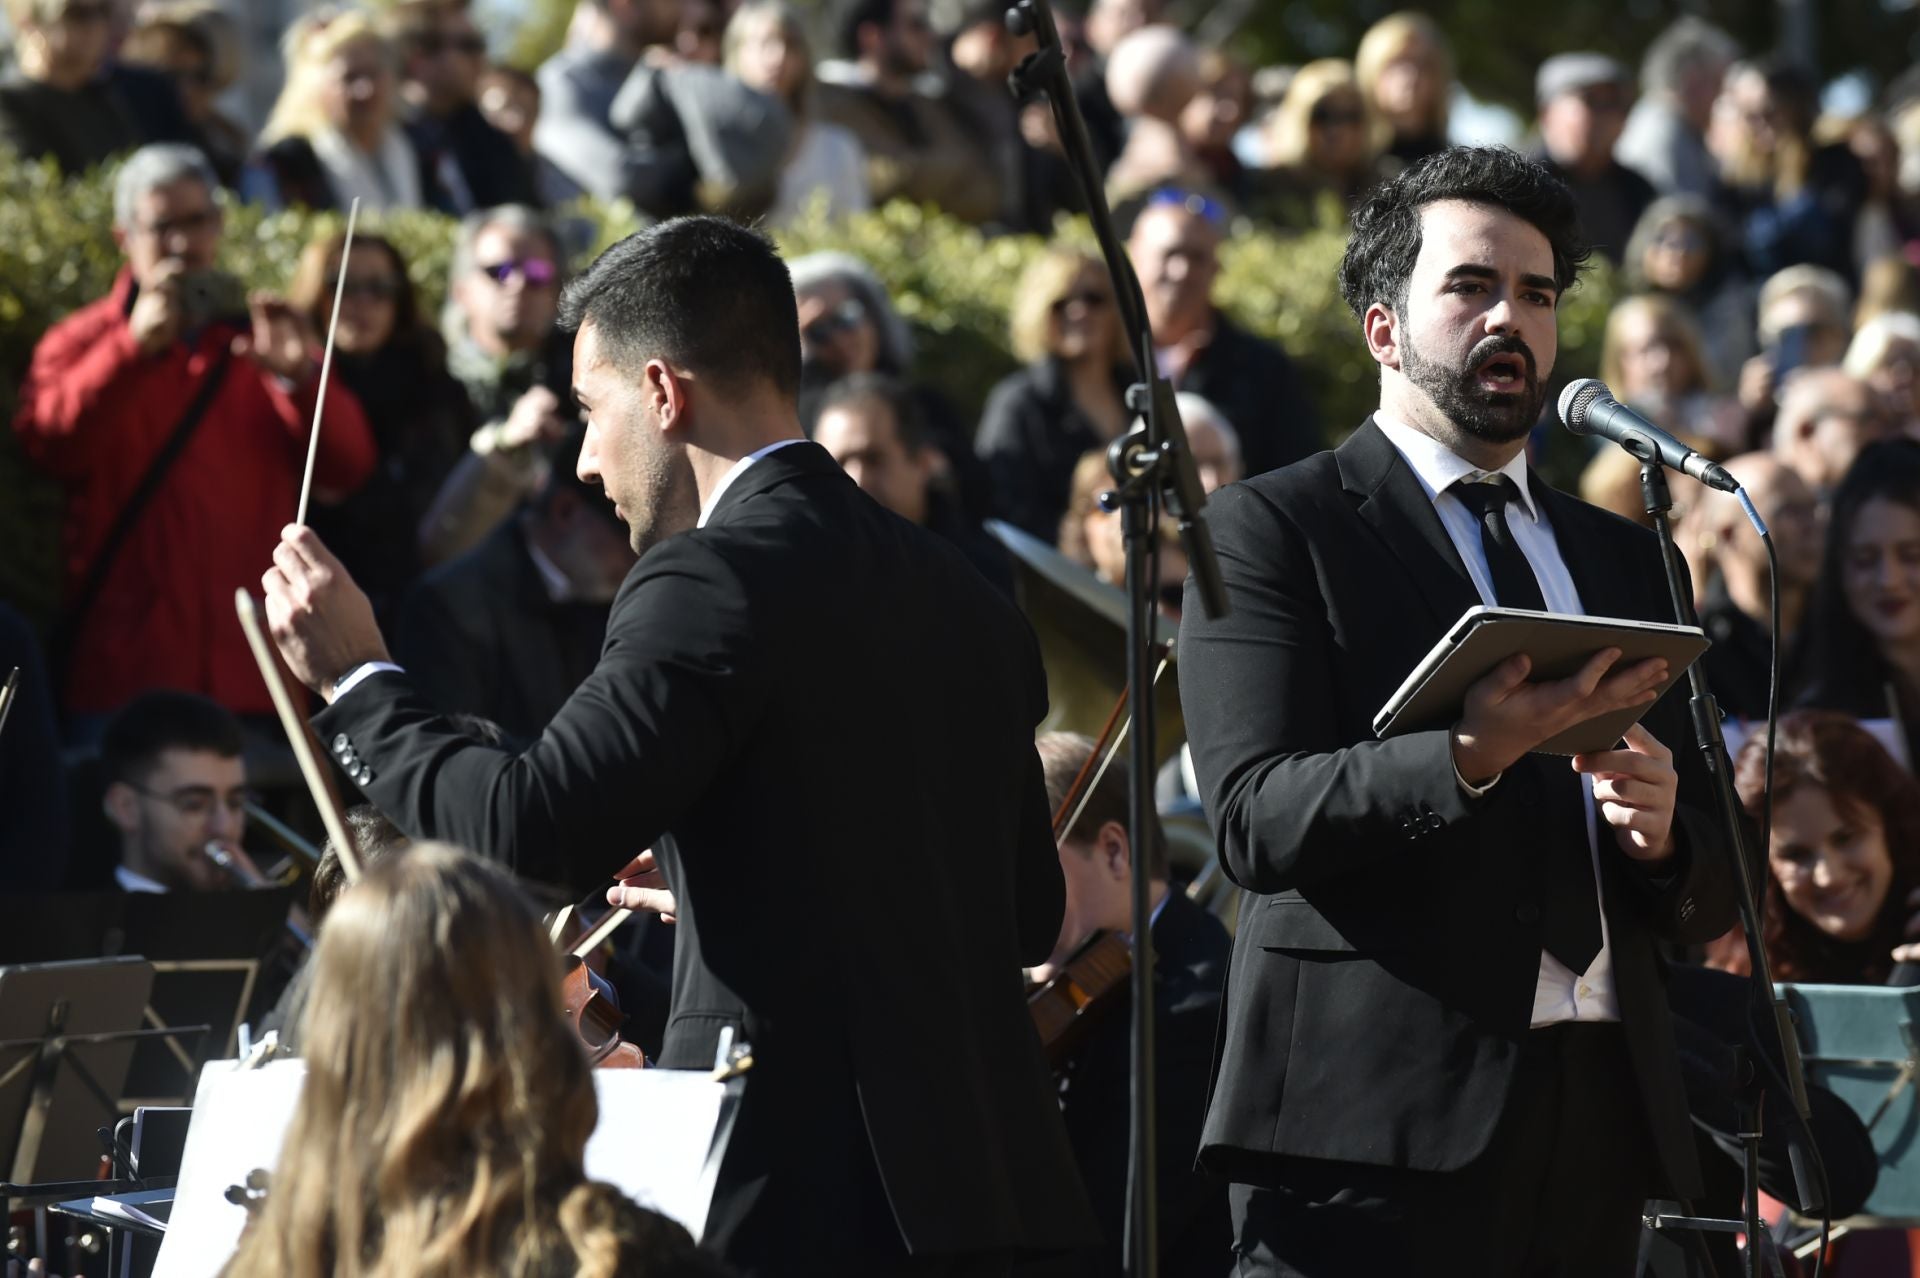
[0,153,1615,631]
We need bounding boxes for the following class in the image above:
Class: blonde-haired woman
[723,0,868,227]
[0,0,139,173]
[1598,294,1745,451]
[1249,59,1382,231]
[1354,12,1453,169]
[223,843,711,1278]
[249,8,430,213]
[976,247,1131,542]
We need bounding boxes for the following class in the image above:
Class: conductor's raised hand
[1573,723,1680,864]
[1451,648,1669,785]
[607,848,676,924]
[261,524,389,700]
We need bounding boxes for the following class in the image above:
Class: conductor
[261,217,1097,1275]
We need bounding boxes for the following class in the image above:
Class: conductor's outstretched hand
[262,524,390,701]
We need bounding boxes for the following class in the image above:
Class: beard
[1400,329,1546,445]
[616,431,701,558]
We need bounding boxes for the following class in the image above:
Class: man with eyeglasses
[13,143,375,729]
[1531,53,1658,266]
[99,690,264,893]
[386,0,537,213]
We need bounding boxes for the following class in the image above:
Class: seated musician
[1033,730,1232,1276]
[222,842,723,1277]
[100,690,267,892]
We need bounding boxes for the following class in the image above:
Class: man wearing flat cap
[1532,52,1658,265]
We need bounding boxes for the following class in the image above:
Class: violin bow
[0,666,18,744]
[1051,645,1173,847]
[235,589,363,884]
[295,197,360,527]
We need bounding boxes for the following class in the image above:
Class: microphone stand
[1637,461,1823,1278]
[1005,5,1228,1274]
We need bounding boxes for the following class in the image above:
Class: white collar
[696,438,807,529]
[115,864,168,894]
[1373,414,1539,522]
[523,536,573,602]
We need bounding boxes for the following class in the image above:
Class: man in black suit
[259,216,1096,1275]
[1031,731,1230,1278]
[1176,146,1738,1276]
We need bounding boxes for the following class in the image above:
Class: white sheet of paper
[152,1060,731,1278]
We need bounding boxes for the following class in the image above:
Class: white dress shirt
[697,438,809,529]
[115,864,168,893]
[1374,416,1618,1027]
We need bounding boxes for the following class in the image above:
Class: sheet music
[153,1060,734,1277]
[89,1192,169,1230]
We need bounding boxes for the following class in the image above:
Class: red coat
[14,269,377,716]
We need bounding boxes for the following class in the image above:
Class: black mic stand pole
[1637,461,1822,1278]
[1005,6,1228,1275]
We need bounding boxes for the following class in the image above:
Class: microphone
[1557,379,1740,494]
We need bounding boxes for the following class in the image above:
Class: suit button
[1679,897,1696,922]
[332,733,350,757]
[1423,813,1444,832]
[1399,817,1417,839]
[1515,903,1541,924]
[355,767,373,786]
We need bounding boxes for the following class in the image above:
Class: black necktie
[1449,474,1603,976]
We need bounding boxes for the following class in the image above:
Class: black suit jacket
[1176,419,1737,1198]
[315,442,1097,1268]
[1058,889,1232,1277]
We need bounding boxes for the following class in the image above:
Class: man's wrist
[1449,727,1505,793]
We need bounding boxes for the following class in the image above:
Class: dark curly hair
[1733,710,1920,983]
[1337,145,1592,319]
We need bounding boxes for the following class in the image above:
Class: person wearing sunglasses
[1532,53,1658,268]
[386,0,538,214]
[288,229,472,620]
[98,690,267,893]
[1248,59,1388,233]
[1622,195,1758,392]
[0,0,141,174]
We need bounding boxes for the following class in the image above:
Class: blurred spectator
[724,0,870,227]
[1855,254,1920,332]
[940,0,1060,234]
[531,0,696,213]
[1846,311,1920,436]
[1102,25,1211,213]
[476,64,579,206]
[1247,59,1382,231]
[252,9,434,213]
[0,604,69,891]
[1576,443,1689,527]
[1615,17,1739,201]
[12,144,375,721]
[1128,190,1322,477]
[1178,390,1242,493]
[676,0,724,64]
[118,2,247,186]
[420,205,576,565]
[1711,59,1867,282]
[816,0,998,223]
[976,245,1130,541]
[1684,454,1821,722]
[99,690,263,892]
[385,0,539,212]
[1533,53,1655,265]
[1073,0,1161,170]
[1597,294,1744,450]
[812,373,1011,591]
[1841,114,1919,277]
[0,0,140,173]
[1739,262,1854,430]
[1622,195,1756,390]
[396,429,633,741]
[1726,712,1920,984]
[1353,12,1452,171]
[1793,439,1920,754]
[288,228,470,620]
[1181,48,1253,203]
[1058,448,1187,614]
[789,250,977,505]
[1772,368,1894,500]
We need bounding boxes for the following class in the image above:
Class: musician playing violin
[1034,731,1231,1278]
[260,216,1097,1276]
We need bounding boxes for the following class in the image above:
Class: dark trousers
[1229,1022,1657,1278]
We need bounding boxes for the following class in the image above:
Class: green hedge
[0,153,1615,631]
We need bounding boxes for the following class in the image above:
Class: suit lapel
[1336,418,1481,631]
[703,440,844,528]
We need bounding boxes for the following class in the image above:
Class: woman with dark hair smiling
[1724,710,1920,984]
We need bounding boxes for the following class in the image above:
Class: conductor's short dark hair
[557,215,802,401]
[1337,145,1591,320]
[101,690,244,787]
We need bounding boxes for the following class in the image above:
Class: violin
[561,953,646,1069]
[1027,929,1133,1071]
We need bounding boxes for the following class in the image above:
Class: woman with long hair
[1722,711,1920,984]
[223,843,711,1277]
[1353,12,1452,170]
[1247,59,1383,231]
[1623,195,1757,392]
[722,0,868,227]
[1596,294,1745,451]
[976,246,1132,542]
[286,229,469,619]
[1793,439,1920,766]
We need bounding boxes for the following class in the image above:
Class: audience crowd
[11,0,1920,1272]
